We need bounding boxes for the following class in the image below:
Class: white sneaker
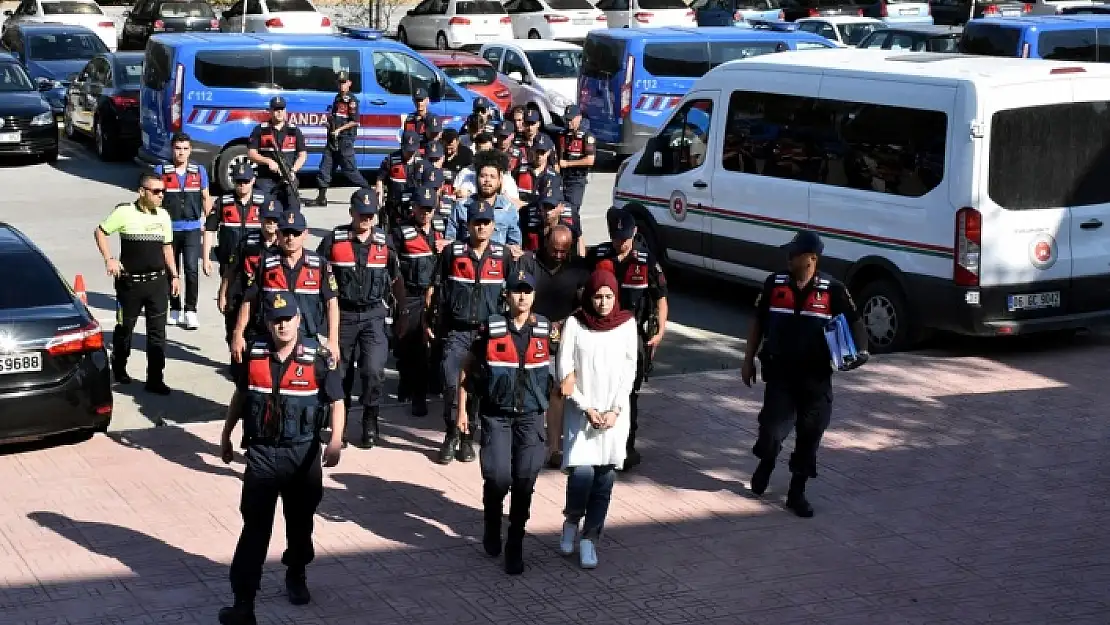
[558,521,578,556]
[579,538,598,569]
[183,311,199,330]
[168,310,181,326]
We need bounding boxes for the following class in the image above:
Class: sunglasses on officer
[143,186,165,195]
[280,229,303,238]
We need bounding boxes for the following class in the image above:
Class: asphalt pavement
[0,136,751,431]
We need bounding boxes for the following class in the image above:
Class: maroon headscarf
[575,269,634,332]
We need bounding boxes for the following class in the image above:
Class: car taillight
[544,13,570,22]
[983,4,998,14]
[880,0,887,16]
[633,11,653,22]
[1023,2,1032,11]
[153,19,165,31]
[856,8,864,15]
[596,13,607,20]
[171,62,183,132]
[807,8,819,16]
[97,21,114,27]
[954,207,981,287]
[209,18,219,28]
[620,54,633,118]
[449,16,471,24]
[111,94,138,108]
[47,320,104,356]
[685,9,695,19]
[265,17,284,27]
[500,15,512,23]
[321,15,331,26]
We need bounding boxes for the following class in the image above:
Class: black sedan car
[0,224,112,445]
[118,0,220,51]
[0,52,59,163]
[63,51,142,161]
[0,23,109,119]
[858,24,963,52]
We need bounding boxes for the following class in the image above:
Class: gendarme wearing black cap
[248,93,306,212]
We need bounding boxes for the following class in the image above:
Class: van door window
[958,23,1020,56]
[194,49,271,88]
[642,43,709,78]
[709,41,782,68]
[581,36,625,78]
[639,98,714,175]
[1037,29,1096,61]
[372,51,436,97]
[989,101,1110,209]
[273,49,361,92]
[142,41,172,89]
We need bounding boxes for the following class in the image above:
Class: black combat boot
[285,567,311,605]
[456,432,477,462]
[218,595,257,625]
[437,426,460,465]
[312,189,327,207]
[411,395,428,417]
[111,356,131,384]
[483,506,503,557]
[750,459,775,496]
[785,474,815,518]
[357,408,379,449]
[144,378,171,395]
[503,527,525,575]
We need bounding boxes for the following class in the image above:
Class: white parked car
[218,0,333,34]
[479,40,581,125]
[397,0,514,51]
[594,0,696,28]
[795,16,885,47]
[502,0,605,42]
[2,0,117,51]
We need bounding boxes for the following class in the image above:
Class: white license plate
[573,18,593,24]
[1007,291,1061,311]
[899,7,919,14]
[0,132,20,143]
[475,33,498,40]
[1001,8,1020,15]
[0,352,42,375]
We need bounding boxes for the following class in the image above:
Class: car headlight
[31,111,54,126]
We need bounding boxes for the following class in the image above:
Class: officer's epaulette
[251,193,266,204]
[248,342,270,357]
[400,225,418,240]
[371,230,387,245]
[815,277,831,288]
[263,255,282,268]
[186,163,199,173]
[304,252,323,267]
[560,206,574,217]
[218,194,234,204]
[333,227,351,241]
[451,242,467,255]
[773,273,789,284]
[486,315,508,337]
[431,217,446,232]
[259,122,270,128]
[532,315,550,336]
[595,242,614,256]
[490,243,505,256]
[293,344,316,364]
[634,250,649,263]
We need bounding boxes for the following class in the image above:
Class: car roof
[971,15,1110,29]
[421,50,489,65]
[152,32,414,50]
[491,39,582,51]
[713,47,1110,87]
[797,16,883,24]
[11,23,99,34]
[591,26,831,42]
[875,24,963,36]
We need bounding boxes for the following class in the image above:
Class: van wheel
[436,32,449,50]
[215,144,253,194]
[397,27,408,45]
[855,279,915,354]
[528,29,541,38]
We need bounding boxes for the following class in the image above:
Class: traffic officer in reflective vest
[393,184,449,417]
[457,270,550,575]
[742,230,869,518]
[312,70,369,208]
[375,130,425,230]
[231,210,340,367]
[557,105,596,211]
[316,189,404,449]
[217,292,345,625]
[218,200,282,355]
[403,87,431,135]
[154,132,213,330]
[248,96,308,213]
[203,162,268,280]
[425,200,514,465]
[585,206,669,469]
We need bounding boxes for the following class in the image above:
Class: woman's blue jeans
[564,464,616,540]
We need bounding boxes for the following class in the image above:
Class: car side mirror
[36,77,52,91]
[507,70,524,82]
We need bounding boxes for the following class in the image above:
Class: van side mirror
[507,70,524,83]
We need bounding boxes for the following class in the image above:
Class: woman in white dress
[550,269,639,569]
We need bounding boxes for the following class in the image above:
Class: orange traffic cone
[73,274,87,305]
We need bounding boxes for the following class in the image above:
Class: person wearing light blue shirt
[446,150,522,249]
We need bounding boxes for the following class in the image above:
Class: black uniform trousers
[562,173,587,212]
[316,138,368,190]
[338,306,389,409]
[395,294,435,401]
[751,377,833,479]
[480,410,546,528]
[441,327,479,432]
[256,177,301,212]
[169,229,201,312]
[627,334,648,452]
[112,273,168,381]
[229,440,323,599]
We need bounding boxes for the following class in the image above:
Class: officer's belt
[339,301,383,312]
[243,436,318,448]
[120,270,166,283]
[405,284,431,297]
[447,320,481,332]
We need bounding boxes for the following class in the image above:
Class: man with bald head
[514,224,590,467]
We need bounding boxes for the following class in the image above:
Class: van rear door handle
[693,180,708,188]
[368,99,387,106]
[1081,219,1104,230]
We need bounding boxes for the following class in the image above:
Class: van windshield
[989,101,1110,209]
[581,36,626,78]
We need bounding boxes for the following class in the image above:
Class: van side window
[274,49,361,92]
[638,98,714,175]
[581,36,625,78]
[643,43,709,78]
[958,24,1020,57]
[143,42,173,89]
[989,101,1110,209]
[1037,29,1096,61]
[372,51,436,97]
[722,90,947,198]
[709,41,783,67]
[195,50,271,88]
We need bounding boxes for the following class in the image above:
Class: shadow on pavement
[51,142,143,192]
[112,377,228,426]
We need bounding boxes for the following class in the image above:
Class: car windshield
[0,251,74,309]
[455,0,507,13]
[265,0,316,11]
[0,63,34,92]
[638,0,688,8]
[28,33,108,61]
[838,22,880,44]
[927,35,960,52]
[41,0,104,14]
[118,60,143,87]
[525,49,581,78]
[158,2,215,17]
[548,0,594,8]
[441,63,497,86]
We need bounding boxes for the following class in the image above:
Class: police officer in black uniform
[217,292,345,625]
[375,130,426,231]
[742,230,869,518]
[457,270,550,575]
[220,202,282,353]
[248,96,308,212]
[515,132,557,208]
[520,179,580,254]
[462,96,497,147]
[393,184,448,416]
[557,105,596,211]
[425,200,514,465]
[422,114,444,153]
[585,206,669,469]
[316,189,404,449]
[312,70,369,207]
[403,87,431,135]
